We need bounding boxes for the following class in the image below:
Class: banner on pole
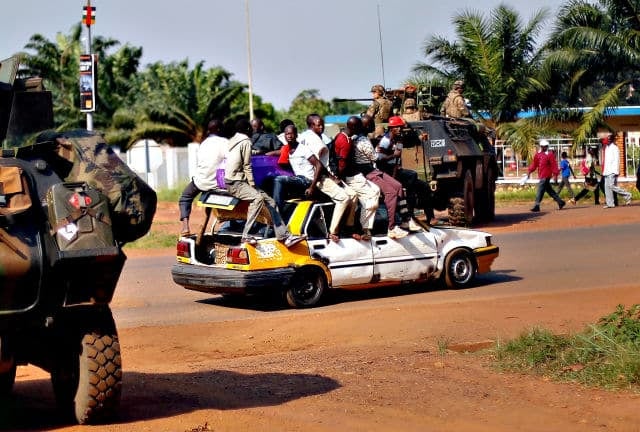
[79,54,97,112]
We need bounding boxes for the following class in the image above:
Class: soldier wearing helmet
[366,84,392,123]
[440,80,470,118]
[401,98,421,122]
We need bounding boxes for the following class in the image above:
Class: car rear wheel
[285,268,325,308]
[443,248,476,289]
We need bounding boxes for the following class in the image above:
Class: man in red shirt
[527,140,566,212]
[334,117,380,240]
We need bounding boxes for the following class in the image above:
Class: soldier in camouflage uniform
[440,80,470,118]
[366,84,392,123]
[401,98,421,122]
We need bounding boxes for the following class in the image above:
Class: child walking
[557,151,577,204]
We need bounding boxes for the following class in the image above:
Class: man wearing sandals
[224,118,305,247]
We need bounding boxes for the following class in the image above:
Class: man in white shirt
[178,119,227,235]
[602,133,632,208]
[297,114,357,242]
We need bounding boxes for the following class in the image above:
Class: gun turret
[0,55,54,146]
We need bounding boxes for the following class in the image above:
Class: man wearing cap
[440,80,470,118]
[366,84,392,123]
[526,140,566,212]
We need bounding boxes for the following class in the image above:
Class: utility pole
[377,3,386,88]
[81,0,96,131]
[245,0,255,121]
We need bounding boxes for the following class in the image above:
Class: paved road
[112,222,640,328]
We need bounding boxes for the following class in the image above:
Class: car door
[303,203,374,287]
[372,230,439,283]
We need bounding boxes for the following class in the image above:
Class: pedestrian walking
[526,140,565,212]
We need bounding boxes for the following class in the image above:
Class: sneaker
[558,200,566,210]
[361,229,372,241]
[401,219,423,232]
[603,205,615,209]
[388,226,408,240]
[625,196,632,206]
[569,198,576,205]
[283,234,306,248]
[530,206,540,212]
[241,236,258,246]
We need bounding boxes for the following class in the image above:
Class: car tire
[443,248,476,289]
[51,307,122,424]
[448,170,474,226]
[285,268,325,308]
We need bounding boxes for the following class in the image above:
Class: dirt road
[6,201,640,432]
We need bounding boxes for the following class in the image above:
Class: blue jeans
[273,175,311,214]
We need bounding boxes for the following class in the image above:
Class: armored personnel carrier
[404,116,498,226]
[0,55,155,424]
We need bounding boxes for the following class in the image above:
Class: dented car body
[171,193,499,308]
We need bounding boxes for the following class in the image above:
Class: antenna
[245,0,254,121]
[377,3,386,88]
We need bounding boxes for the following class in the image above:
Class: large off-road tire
[448,170,475,226]
[443,248,477,289]
[474,169,496,222]
[285,268,325,308]
[51,307,122,424]
[0,362,16,397]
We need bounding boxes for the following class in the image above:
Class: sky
[1,0,563,111]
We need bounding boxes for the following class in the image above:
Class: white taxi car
[171,194,499,308]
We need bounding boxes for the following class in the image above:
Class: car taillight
[176,240,191,259]
[227,247,250,265]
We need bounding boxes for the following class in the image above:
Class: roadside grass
[493,304,640,392]
[123,221,177,250]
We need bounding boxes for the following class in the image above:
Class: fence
[495,137,639,180]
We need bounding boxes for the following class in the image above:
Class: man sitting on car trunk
[224,118,305,248]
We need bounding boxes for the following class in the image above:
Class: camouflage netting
[17,129,157,244]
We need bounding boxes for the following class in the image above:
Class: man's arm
[241,139,255,186]
[305,154,325,197]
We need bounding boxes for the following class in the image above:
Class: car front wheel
[443,248,476,289]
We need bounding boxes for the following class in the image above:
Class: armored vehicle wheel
[448,170,475,226]
[474,168,496,222]
[51,307,122,424]
[443,248,476,289]
[0,362,16,397]
[285,268,325,308]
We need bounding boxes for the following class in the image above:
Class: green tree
[542,0,640,144]
[285,89,331,130]
[415,5,550,124]
[113,60,247,149]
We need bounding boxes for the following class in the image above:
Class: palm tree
[542,0,640,144]
[115,60,248,149]
[414,4,550,125]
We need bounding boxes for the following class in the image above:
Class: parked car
[171,192,499,308]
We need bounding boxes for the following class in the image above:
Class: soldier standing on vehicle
[401,98,421,122]
[440,80,470,118]
[366,84,392,124]
[224,118,304,247]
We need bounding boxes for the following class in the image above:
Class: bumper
[474,245,499,274]
[171,263,296,295]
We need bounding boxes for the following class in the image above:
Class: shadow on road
[1,369,341,430]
